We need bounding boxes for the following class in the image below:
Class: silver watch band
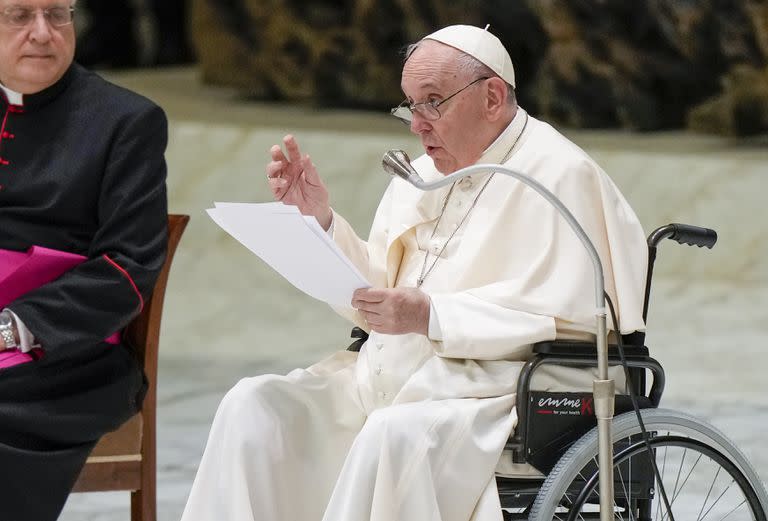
[0,326,17,349]
[0,309,19,349]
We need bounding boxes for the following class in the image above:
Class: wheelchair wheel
[528,408,768,521]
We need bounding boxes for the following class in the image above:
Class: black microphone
[382,150,426,187]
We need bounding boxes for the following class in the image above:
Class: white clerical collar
[0,83,24,105]
[478,106,529,165]
[483,107,528,155]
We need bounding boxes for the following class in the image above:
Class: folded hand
[352,287,430,336]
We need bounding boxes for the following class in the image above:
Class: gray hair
[404,42,516,105]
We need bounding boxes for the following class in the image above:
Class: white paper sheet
[207,202,370,307]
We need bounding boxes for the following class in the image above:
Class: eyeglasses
[390,76,489,125]
[0,5,75,28]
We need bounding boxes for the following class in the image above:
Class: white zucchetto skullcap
[422,24,516,88]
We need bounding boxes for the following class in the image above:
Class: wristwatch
[0,310,19,349]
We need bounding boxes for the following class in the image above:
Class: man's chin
[433,159,456,175]
[425,149,454,174]
[13,68,65,94]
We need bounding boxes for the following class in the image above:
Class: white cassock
[180,109,648,521]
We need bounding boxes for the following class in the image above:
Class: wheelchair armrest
[507,340,665,465]
[532,340,649,359]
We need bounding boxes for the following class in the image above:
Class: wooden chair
[72,214,190,521]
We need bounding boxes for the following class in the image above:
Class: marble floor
[59,67,767,520]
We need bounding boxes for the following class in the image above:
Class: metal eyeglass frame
[0,6,75,28]
[390,76,489,125]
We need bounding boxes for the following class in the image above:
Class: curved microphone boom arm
[382,150,606,330]
[382,149,616,521]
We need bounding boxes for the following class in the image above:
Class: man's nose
[409,112,432,135]
[28,11,54,42]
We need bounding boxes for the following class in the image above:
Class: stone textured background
[189,0,768,136]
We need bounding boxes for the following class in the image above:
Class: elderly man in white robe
[181,24,648,521]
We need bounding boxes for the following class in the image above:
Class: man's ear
[484,77,509,121]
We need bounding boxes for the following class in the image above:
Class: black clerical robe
[0,64,168,521]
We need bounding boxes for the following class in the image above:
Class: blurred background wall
[187,0,768,135]
[75,0,193,67]
[75,0,768,136]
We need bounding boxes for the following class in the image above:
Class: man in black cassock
[0,1,168,519]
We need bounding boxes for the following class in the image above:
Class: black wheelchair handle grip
[648,223,718,249]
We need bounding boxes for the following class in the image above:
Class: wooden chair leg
[131,384,157,521]
[131,485,155,521]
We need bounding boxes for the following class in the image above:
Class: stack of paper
[207,202,371,308]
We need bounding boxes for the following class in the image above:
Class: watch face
[0,311,12,328]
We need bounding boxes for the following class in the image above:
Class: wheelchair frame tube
[389,162,616,521]
[508,349,666,460]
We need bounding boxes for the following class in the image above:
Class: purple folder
[0,246,120,369]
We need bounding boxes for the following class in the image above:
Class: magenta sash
[0,246,121,369]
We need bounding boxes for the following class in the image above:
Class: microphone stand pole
[384,156,615,521]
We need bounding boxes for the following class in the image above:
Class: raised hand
[351,287,431,336]
[266,134,333,230]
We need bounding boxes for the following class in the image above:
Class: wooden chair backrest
[72,213,189,521]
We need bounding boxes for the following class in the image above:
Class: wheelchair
[494,223,768,521]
